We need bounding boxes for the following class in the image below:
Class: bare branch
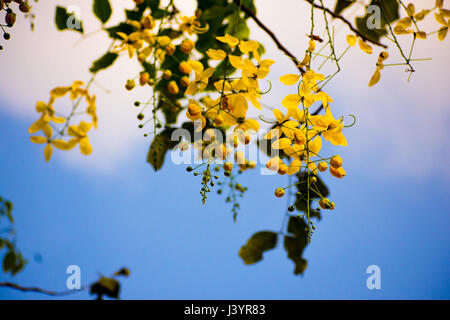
[232,0,306,73]
[304,0,388,48]
[0,282,85,296]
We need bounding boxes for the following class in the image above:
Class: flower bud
[139,72,149,86]
[125,79,135,91]
[274,187,285,198]
[167,81,179,95]
[180,39,195,54]
[330,155,343,168]
[318,161,328,172]
[179,61,192,74]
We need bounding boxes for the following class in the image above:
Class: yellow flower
[184,61,214,95]
[67,121,93,155]
[50,80,86,100]
[264,109,299,140]
[309,107,347,146]
[114,32,143,58]
[179,61,192,74]
[179,15,209,35]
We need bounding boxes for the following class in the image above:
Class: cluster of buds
[0,0,33,50]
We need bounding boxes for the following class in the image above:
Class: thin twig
[304,0,388,48]
[0,282,85,296]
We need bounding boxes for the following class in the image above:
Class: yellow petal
[79,137,93,155]
[272,138,291,149]
[280,74,300,85]
[406,3,415,16]
[187,60,204,73]
[44,144,53,162]
[50,87,70,98]
[435,13,447,26]
[30,136,47,144]
[346,35,357,46]
[369,68,381,87]
[52,139,76,150]
[437,26,448,41]
[228,55,244,69]
[288,159,302,175]
[216,34,239,47]
[358,39,373,54]
[281,94,301,108]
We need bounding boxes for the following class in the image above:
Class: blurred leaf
[55,6,83,33]
[3,251,16,273]
[11,253,26,275]
[106,23,138,39]
[147,129,177,171]
[355,0,399,43]
[89,52,118,73]
[141,62,156,79]
[90,277,120,299]
[5,201,13,223]
[0,239,4,249]
[334,0,356,15]
[114,267,130,277]
[93,0,112,24]
[239,231,277,264]
[284,217,308,275]
[226,14,250,40]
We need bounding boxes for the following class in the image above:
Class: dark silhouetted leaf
[93,0,112,24]
[106,23,138,39]
[239,231,277,264]
[90,277,120,299]
[55,6,83,33]
[147,129,177,171]
[284,217,309,275]
[334,0,355,15]
[89,52,118,73]
[3,251,16,272]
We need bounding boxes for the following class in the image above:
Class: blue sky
[0,106,449,300]
[0,0,449,300]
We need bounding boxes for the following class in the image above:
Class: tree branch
[0,282,85,296]
[304,0,388,48]
[232,0,306,74]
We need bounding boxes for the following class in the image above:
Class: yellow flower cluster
[394,1,450,41]
[29,81,97,162]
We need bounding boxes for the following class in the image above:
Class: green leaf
[90,277,120,299]
[93,0,112,24]
[11,253,26,275]
[106,23,138,39]
[141,62,156,79]
[226,14,250,40]
[89,52,118,73]
[239,231,277,265]
[3,251,16,273]
[284,217,309,275]
[334,0,356,15]
[0,239,4,249]
[5,201,13,223]
[55,6,83,33]
[147,129,177,171]
[373,0,399,25]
